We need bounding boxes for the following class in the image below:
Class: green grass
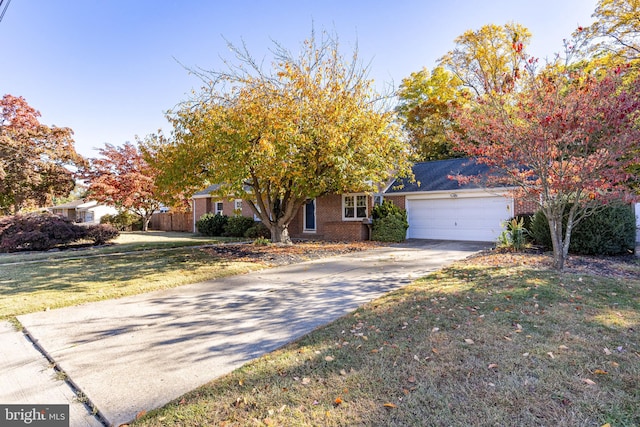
[134,253,640,427]
[0,232,258,319]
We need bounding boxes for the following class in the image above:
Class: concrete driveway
[16,240,488,426]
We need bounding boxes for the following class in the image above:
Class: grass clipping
[135,251,640,426]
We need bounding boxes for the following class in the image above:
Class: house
[191,186,379,241]
[49,200,117,225]
[191,158,535,242]
[384,158,535,242]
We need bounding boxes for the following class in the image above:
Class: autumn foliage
[83,141,161,231]
[157,32,411,243]
[451,65,640,270]
[0,94,85,214]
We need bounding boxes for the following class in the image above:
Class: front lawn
[134,251,640,426]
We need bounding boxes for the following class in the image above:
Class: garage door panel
[407,196,511,242]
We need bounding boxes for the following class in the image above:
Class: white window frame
[214,201,224,215]
[234,199,242,213]
[342,194,368,221]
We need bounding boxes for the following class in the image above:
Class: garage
[406,192,513,242]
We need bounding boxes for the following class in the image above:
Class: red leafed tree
[83,141,161,231]
[0,94,85,214]
[451,66,640,270]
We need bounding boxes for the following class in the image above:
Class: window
[374,194,383,206]
[343,194,367,220]
[214,202,224,215]
[234,199,242,213]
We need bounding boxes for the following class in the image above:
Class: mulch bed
[469,248,639,279]
[202,240,381,266]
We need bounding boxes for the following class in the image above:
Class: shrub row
[196,213,271,239]
[0,213,120,252]
[100,212,142,231]
[526,203,636,255]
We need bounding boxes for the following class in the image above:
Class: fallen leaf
[431,327,440,332]
[558,345,569,350]
[301,377,311,385]
[464,339,475,344]
[488,363,498,369]
[582,378,596,385]
[413,355,420,361]
[383,402,397,408]
[603,348,612,355]
[547,352,555,359]
[407,376,416,383]
[503,336,512,341]
[325,356,334,362]
[522,352,529,357]
[340,369,347,376]
[593,369,608,375]
[334,397,343,406]
[610,361,620,368]
[601,423,611,427]
[402,388,410,395]
[432,348,439,354]
[136,410,147,420]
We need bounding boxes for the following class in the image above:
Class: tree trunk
[270,222,292,245]
[548,215,566,271]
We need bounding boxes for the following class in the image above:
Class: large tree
[439,23,532,96]
[157,32,411,243]
[83,141,162,231]
[451,63,640,271]
[0,94,85,214]
[581,0,640,61]
[396,66,470,161]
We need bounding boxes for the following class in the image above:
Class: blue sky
[2,0,597,158]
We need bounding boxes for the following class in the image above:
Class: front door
[304,198,316,232]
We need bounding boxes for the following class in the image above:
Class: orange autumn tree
[83,141,161,231]
[0,94,85,214]
[157,32,411,243]
[451,62,640,271]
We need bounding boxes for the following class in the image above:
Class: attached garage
[406,191,513,242]
[385,158,518,243]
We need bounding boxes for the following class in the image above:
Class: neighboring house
[191,158,536,242]
[49,200,117,225]
[385,158,535,242]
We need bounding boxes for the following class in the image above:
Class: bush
[497,217,529,251]
[0,213,87,252]
[196,213,228,236]
[253,236,271,246]
[244,222,271,239]
[371,201,408,242]
[85,224,120,245]
[530,203,636,255]
[223,215,256,237]
[101,212,142,231]
[372,213,409,242]
[372,200,405,220]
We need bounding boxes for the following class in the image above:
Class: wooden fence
[149,212,193,232]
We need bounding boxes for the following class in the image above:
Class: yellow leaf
[383,402,397,408]
[593,369,608,375]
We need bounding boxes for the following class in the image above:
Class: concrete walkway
[8,240,487,426]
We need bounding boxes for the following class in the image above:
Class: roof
[385,158,496,194]
[50,199,98,209]
[192,184,221,198]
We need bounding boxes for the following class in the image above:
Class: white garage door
[407,195,512,242]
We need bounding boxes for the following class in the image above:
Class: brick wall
[514,198,538,216]
[383,195,405,210]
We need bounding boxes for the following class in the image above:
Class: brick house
[191,158,537,242]
[191,185,381,241]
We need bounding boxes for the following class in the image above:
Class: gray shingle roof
[385,158,493,194]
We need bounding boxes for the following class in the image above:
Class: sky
[2,0,599,158]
